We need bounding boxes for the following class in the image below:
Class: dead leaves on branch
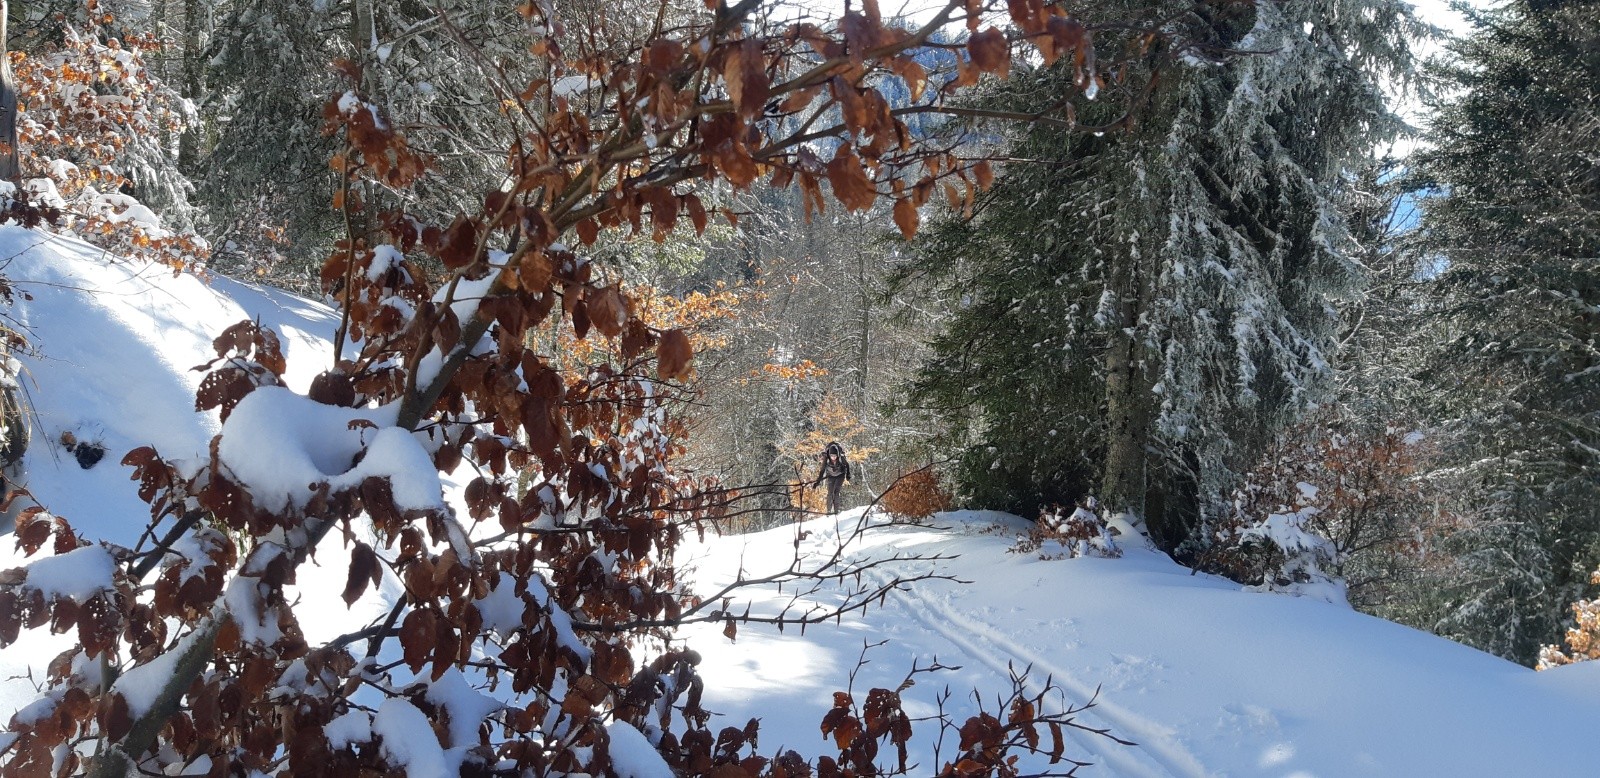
[300,0,1165,435]
[193,320,287,421]
[808,657,1110,778]
[0,513,127,692]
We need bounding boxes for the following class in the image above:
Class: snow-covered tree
[1406,0,1600,664]
[903,0,1419,551]
[0,1,205,268]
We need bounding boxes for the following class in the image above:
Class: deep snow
[679,510,1600,775]
[3,225,1600,776]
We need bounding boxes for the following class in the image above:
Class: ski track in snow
[807,515,1209,778]
[858,565,1209,778]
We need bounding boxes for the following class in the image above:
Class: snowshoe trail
[807,514,1211,775]
[826,528,1212,778]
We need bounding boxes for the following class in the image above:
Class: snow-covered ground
[0,225,346,718]
[680,510,1600,775]
[3,224,1600,775]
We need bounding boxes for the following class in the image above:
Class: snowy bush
[881,466,953,521]
[1209,499,1347,604]
[4,7,206,272]
[1538,568,1600,671]
[1196,471,1348,603]
[1011,500,1123,560]
[1194,422,1433,605]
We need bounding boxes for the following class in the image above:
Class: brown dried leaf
[521,251,554,293]
[685,194,708,236]
[725,38,771,119]
[645,39,683,74]
[1005,0,1043,33]
[342,542,381,607]
[309,369,358,408]
[892,198,919,240]
[438,215,479,270]
[0,591,19,645]
[833,714,861,750]
[575,218,600,246]
[16,515,51,556]
[657,329,693,382]
[973,159,995,191]
[863,688,900,738]
[400,608,438,674]
[433,619,459,681]
[716,140,760,188]
[588,286,628,339]
[1010,698,1038,749]
[901,59,928,102]
[241,655,275,697]
[826,149,877,212]
[1048,16,1086,57]
[831,78,870,137]
[102,693,132,743]
[968,27,1010,79]
[434,306,463,356]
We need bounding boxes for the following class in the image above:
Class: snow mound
[216,386,442,513]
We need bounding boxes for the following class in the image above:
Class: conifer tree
[902,0,1418,550]
[1408,0,1600,664]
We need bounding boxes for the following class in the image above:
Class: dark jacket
[813,443,852,486]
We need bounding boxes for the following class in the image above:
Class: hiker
[812,441,852,515]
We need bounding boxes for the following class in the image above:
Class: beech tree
[0,0,1232,775]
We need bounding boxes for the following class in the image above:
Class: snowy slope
[0,225,341,717]
[3,223,1600,776]
[678,511,1600,776]
[0,226,338,534]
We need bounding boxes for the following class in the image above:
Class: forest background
[0,0,1597,774]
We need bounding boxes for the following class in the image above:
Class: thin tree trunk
[856,223,870,404]
[0,0,21,184]
[177,0,204,174]
[1100,284,1148,522]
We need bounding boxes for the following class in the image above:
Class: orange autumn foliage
[881,467,953,521]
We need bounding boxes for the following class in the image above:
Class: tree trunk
[177,0,204,174]
[0,0,21,185]
[1101,221,1174,545]
[1100,277,1149,526]
[855,223,871,404]
[351,0,373,51]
